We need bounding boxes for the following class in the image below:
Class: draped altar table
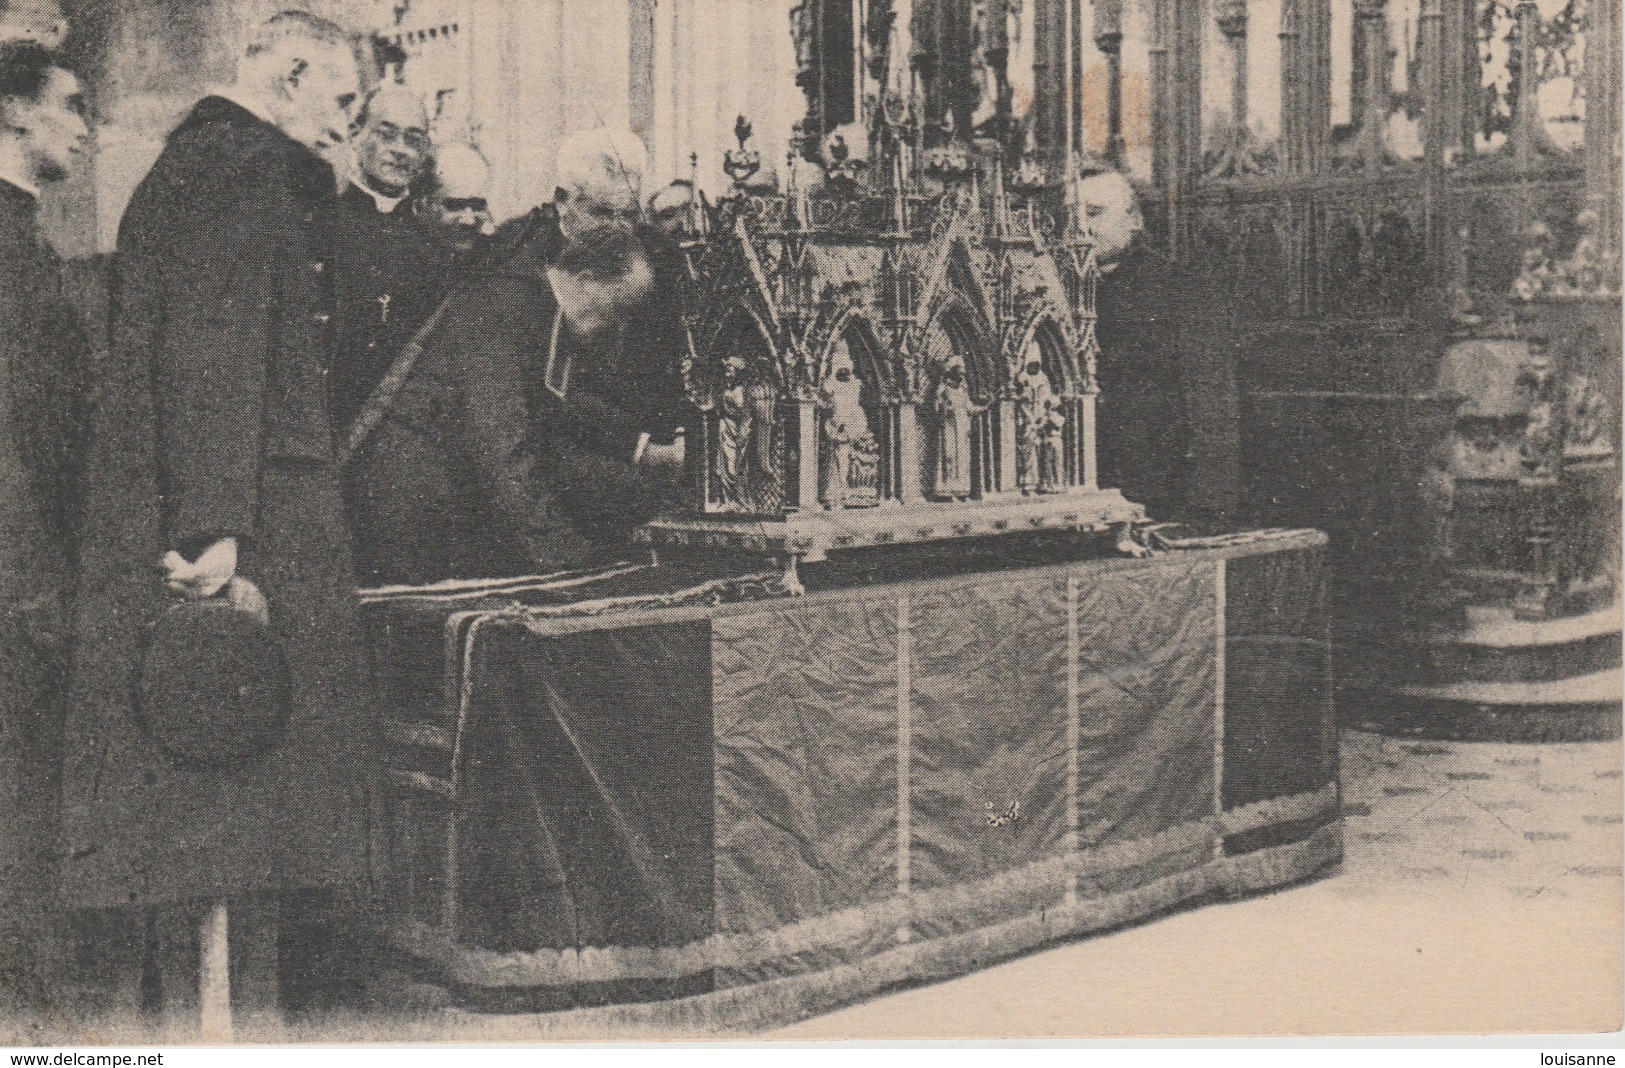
[360,528,1340,1034]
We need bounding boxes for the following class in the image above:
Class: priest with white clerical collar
[328,82,451,435]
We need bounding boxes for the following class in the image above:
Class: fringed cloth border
[387,787,1340,990]
[375,824,1342,1040]
[357,564,652,605]
[1221,783,1339,837]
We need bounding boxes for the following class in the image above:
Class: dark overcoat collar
[176,95,337,201]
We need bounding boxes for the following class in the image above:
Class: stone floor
[774,730,1625,1039]
[1332,730,1623,902]
[15,730,1621,1044]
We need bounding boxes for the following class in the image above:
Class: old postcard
[0,0,1619,1046]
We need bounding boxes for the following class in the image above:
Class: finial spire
[687,150,707,239]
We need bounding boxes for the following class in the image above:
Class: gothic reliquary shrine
[639,18,1148,578]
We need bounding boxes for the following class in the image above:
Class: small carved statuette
[1565,372,1613,456]
[714,355,754,506]
[1515,352,1559,483]
[932,357,974,500]
[822,349,880,508]
[1507,215,1617,302]
[1016,354,1065,494]
[714,355,781,512]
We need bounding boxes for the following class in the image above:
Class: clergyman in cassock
[0,39,88,1011]
[343,127,686,587]
[329,83,450,434]
[60,12,375,1024]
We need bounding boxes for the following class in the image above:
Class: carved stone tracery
[641,110,1145,563]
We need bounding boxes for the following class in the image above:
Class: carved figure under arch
[1015,334,1067,494]
[708,311,784,514]
[819,331,883,508]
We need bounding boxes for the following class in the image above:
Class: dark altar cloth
[363,530,1338,1031]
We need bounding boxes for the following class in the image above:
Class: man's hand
[223,575,270,626]
[639,429,686,470]
[161,537,238,600]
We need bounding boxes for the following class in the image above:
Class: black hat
[136,600,292,769]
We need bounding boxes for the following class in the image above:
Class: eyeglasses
[370,123,430,154]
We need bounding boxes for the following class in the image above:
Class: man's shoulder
[0,193,33,254]
[138,97,325,207]
[160,99,282,164]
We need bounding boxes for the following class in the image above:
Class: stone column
[1033,0,1065,161]
[1076,393,1098,491]
[897,402,924,504]
[1350,0,1390,171]
[996,397,1019,493]
[1279,0,1331,175]
[1584,0,1621,266]
[796,398,822,512]
[1507,0,1559,170]
[1150,0,1201,257]
[1092,0,1126,165]
[1215,0,1249,134]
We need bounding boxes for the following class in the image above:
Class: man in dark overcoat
[346,129,687,586]
[0,39,88,1010]
[59,12,373,1018]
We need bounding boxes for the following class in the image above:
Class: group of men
[1,8,689,1025]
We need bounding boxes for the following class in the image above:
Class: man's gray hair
[243,9,353,60]
[554,127,648,205]
[352,81,425,131]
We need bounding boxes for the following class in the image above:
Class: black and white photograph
[0,0,1619,1046]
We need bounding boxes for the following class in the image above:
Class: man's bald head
[647,179,694,241]
[1075,168,1144,272]
[553,128,647,243]
[353,82,429,196]
[429,141,493,254]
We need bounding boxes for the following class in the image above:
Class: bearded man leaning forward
[344,128,687,587]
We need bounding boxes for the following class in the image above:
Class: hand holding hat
[162,537,238,599]
[141,538,286,768]
[161,537,269,625]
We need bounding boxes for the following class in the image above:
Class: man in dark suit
[346,129,688,586]
[329,83,450,434]
[0,38,87,1012]
[62,12,373,1027]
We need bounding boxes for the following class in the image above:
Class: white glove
[161,537,238,600]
